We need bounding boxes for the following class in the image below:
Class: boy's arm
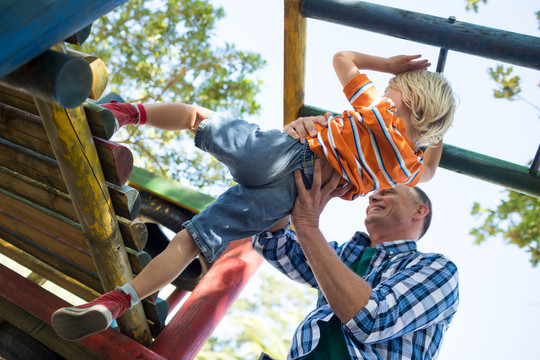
[419,140,443,182]
[333,51,431,87]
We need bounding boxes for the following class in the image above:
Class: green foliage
[465,0,487,12]
[488,65,521,100]
[470,190,540,267]
[197,273,317,360]
[75,0,265,193]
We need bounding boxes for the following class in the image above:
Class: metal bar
[440,144,540,197]
[436,48,448,73]
[301,0,540,70]
[530,144,540,175]
[299,105,540,198]
[151,238,263,359]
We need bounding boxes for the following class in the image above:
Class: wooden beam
[283,0,306,125]
[0,264,167,360]
[0,238,101,302]
[142,298,169,338]
[0,102,133,185]
[0,138,141,220]
[0,0,128,78]
[0,86,118,140]
[0,297,106,360]
[0,166,146,251]
[0,49,92,108]
[64,24,93,46]
[84,101,120,140]
[0,189,91,256]
[151,238,263,359]
[94,138,134,186]
[0,188,150,285]
[34,97,151,345]
[0,225,104,293]
[66,48,108,100]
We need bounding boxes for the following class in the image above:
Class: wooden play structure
[0,0,539,359]
[0,1,261,359]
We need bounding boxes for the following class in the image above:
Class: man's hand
[284,115,328,144]
[386,54,431,75]
[292,159,353,229]
[291,159,369,323]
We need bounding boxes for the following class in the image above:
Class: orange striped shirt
[307,74,424,200]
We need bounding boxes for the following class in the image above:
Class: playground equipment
[0,0,261,359]
[284,0,540,198]
[0,0,539,359]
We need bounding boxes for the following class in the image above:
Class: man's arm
[333,51,431,87]
[291,159,366,323]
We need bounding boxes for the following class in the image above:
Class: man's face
[365,185,417,230]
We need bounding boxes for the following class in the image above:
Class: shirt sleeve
[252,223,319,288]
[343,73,380,111]
[344,253,459,344]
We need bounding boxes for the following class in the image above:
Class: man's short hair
[411,186,432,239]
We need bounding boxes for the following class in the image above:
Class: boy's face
[384,86,415,141]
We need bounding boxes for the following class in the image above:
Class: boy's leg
[143,103,213,133]
[101,101,213,133]
[130,229,200,300]
[51,229,200,341]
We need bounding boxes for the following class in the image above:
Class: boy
[51,51,455,341]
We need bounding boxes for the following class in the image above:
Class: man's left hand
[292,158,353,229]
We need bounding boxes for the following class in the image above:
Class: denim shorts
[182,112,317,262]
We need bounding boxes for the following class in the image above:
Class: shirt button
[388,251,394,256]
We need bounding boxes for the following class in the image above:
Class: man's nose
[369,192,380,203]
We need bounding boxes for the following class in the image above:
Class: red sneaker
[51,290,131,341]
[100,100,142,128]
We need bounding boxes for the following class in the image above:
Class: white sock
[116,283,140,309]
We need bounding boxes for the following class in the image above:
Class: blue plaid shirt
[253,224,459,360]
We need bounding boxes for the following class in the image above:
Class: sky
[209,1,540,359]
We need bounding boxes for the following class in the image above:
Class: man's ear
[412,203,429,221]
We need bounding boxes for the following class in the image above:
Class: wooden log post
[0,50,93,108]
[0,264,166,360]
[33,99,152,345]
[284,0,307,125]
[66,48,108,100]
[64,24,93,46]
[0,238,102,302]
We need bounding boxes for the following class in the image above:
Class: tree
[466,0,540,267]
[471,191,540,267]
[465,1,540,116]
[75,0,265,194]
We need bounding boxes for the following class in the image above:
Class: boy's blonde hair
[388,70,456,147]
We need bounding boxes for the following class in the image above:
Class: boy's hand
[387,55,431,75]
[284,115,328,144]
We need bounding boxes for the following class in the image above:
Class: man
[253,155,459,359]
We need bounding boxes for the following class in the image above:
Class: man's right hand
[284,115,328,144]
